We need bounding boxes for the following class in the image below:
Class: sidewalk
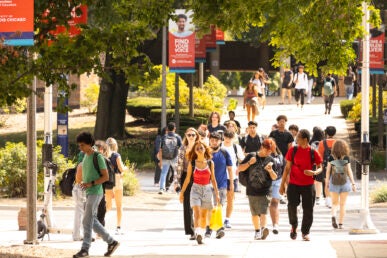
[0,95,387,257]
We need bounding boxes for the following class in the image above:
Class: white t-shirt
[222,144,245,179]
[252,78,264,94]
[294,72,308,90]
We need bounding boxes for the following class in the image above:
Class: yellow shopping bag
[209,205,223,230]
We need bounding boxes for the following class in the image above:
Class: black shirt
[269,130,294,156]
[240,134,262,153]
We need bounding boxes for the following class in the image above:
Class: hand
[304,170,315,177]
[351,183,356,192]
[264,162,273,171]
[249,156,257,165]
[279,184,285,195]
[215,194,220,205]
[179,192,184,203]
[158,161,162,168]
[243,104,246,109]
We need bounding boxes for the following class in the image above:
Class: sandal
[332,217,338,229]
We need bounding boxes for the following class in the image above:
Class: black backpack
[322,140,332,173]
[93,152,116,190]
[161,135,179,160]
[59,167,76,197]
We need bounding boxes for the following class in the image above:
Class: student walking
[73,132,119,258]
[179,141,220,245]
[280,129,323,241]
[325,139,356,229]
[322,74,337,115]
[279,66,293,105]
[243,81,259,122]
[293,65,308,109]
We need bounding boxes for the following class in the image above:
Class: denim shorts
[329,179,351,193]
[190,183,213,210]
[248,195,270,216]
[271,178,282,199]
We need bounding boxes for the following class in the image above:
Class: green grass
[371,183,387,203]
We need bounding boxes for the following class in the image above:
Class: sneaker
[290,227,297,240]
[280,199,287,204]
[216,228,225,239]
[196,234,203,244]
[254,231,261,240]
[73,249,89,258]
[104,241,120,257]
[205,226,212,238]
[332,217,338,229]
[325,197,332,208]
[316,197,320,205]
[272,225,279,235]
[261,227,269,240]
[302,234,310,241]
[338,224,343,229]
[189,234,196,240]
[115,228,123,235]
[158,189,164,195]
[224,220,231,229]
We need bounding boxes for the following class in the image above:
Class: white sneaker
[325,197,332,208]
[273,225,279,235]
[115,228,123,235]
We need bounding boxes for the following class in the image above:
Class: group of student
[155,111,357,245]
[72,133,127,257]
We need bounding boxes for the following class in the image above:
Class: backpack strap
[291,146,298,164]
[233,144,239,165]
[93,152,101,174]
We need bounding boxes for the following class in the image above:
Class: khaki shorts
[248,195,270,216]
[114,173,123,190]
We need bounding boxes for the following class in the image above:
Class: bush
[227,98,238,111]
[122,161,139,196]
[371,183,387,203]
[0,98,27,128]
[348,90,387,122]
[149,108,211,125]
[0,141,74,198]
[370,150,386,171]
[126,97,170,121]
[120,139,153,167]
[81,83,99,113]
[268,71,281,93]
[340,99,355,118]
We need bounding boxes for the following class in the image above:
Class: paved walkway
[0,95,387,257]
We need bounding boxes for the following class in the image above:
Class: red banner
[195,36,206,63]
[204,25,216,52]
[216,28,225,45]
[0,0,34,46]
[369,28,384,70]
[169,32,196,73]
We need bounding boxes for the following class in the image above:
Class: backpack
[310,140,320,150]
[247,153,272,189]
[292,146,316,171]
[93,152,116,190]
[323,78,334,96]
[330,159,349,185]
[161,135,178,160]
[322,140,332,174]
[59,167,76,197]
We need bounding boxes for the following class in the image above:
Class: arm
[346,162,356,192]
[210,161,220,205]
[75,163,82,184]
[238,154,256,173]
[227,166,234,191]
[264,161,278,180]
[116,155,127,175]
[279,160,291,195]
[324,162,332,190]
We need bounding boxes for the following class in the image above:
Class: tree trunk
[94,53,129,140]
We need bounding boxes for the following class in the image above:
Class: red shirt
[285,146,322,186]
[193,166,211,185]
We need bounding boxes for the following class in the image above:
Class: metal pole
[350,2,378,234]
[199,62,203,87]
[174,73,180,133]
[161,26,167,129]
[25,73,38,245]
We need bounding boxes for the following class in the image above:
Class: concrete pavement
[0,95,387,257]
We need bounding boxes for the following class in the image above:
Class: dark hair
[248,120,258,127]
[276,115,288,122]
[76,131,95,146]
[177,13,187,21]
[208,111,221,124]
[288,124,299,132]
[209,131,222,140]
[167,122,176,131]
[223,129,235,139]
[228,110,235,115]
[310,127,325,143]
[325,126,336,137]
[298,129,311,142]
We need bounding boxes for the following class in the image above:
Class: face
[248,125,257,134]
[223,136,232,145]
[210,137,221,149]
[298,67,304,72]
[296,133,307,145]
[289,129,298,138]
[195,143,205,154]
[227,123,236,132]
[229,112,235,120]
[177,18,186,31]
[277,119,286,129]
[211,114,219,124]
[185,130,197,141]
[78,142,92,153]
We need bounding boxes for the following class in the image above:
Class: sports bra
[193,166,211,185]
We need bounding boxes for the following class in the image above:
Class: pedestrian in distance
[325,139,356,229]
[293,65,308,109]
[105,137,128,235]
[153,127,166,187]
[258,67,270,109]
[223,110,241,132]
[309,127,325,206]
[179,141,220,245]
[279,65,293,105]
[238,138,278,240]
[177,127,200,240]
[157,122,182,194]
[206,132,233,239]
[222,130,245,228]
[224,120,240,143]
[73,132,119,258]
[288,124,299,147]
[322,73,337,115]
[280,129,323,241]
[344,66,356,100]
[243,81,259,122]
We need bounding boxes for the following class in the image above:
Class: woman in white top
[293,65,308,109]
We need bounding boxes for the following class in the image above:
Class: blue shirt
[212,148,232,189]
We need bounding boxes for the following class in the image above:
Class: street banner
[216,27,225,45]
[0,0,34,46]
[204,24,216,52]
[168,9,195,73]
[359,25,385,74]
[195,35,206,63]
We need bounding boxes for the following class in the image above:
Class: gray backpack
[161,135,178,160]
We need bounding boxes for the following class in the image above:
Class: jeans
[294,89,305,105]
[287,183,316,235]
[82,194,114,251]
[159,159,176,191]
[324,95,335,113]
[345,84,353,100]
[72,184,86,240]
[154,160,161,184]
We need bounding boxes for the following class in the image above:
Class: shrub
[268,72,281,93]
[370,150,386,171]
[149,108,211,125]
[81,83,99,113]
[227,98,238,111]
[348,90,387,122]
[120,139,153,167]
[371,183,387,203]
[340,99,356,118]
[122,161,139,196]
[203,75,227,110]
[0,98,27,128]
[126,97,170,121]
[0,141,74,198]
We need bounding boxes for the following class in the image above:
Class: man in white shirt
[293,65,308,109]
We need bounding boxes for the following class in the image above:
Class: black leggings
[324,95,334,112]
[180,173,194,236]
[294,89,305,105]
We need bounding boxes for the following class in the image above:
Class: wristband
[91,180,95,186]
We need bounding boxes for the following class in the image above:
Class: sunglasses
[186,133,196,137]
[195,146,205,151]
